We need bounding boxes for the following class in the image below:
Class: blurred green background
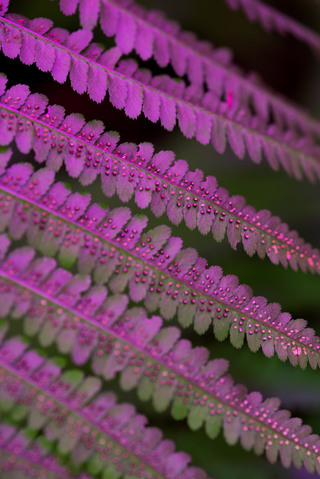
[1,0,320,478]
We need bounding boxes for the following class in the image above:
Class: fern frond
[0,1,318,477]
[1,86,320,274]
[0,424,91,479]
[0,163,319,371]
[0,330,320,474]
[1,14,320,180]
[0,337,209,479]
[224,0,320,53]
[54,0,320,140]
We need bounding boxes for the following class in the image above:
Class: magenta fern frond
[53,0,320,140]
[0,331,320,474]
[0,425,91,479]
[0,164,319,371]
[1,12,320,179]
[1,88,319,273]
[0,2,319,477]
[0,336,210,479]
[224,0,320,53]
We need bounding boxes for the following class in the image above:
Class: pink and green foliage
[0,0,319,478]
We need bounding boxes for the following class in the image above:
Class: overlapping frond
[0,313,320,473]
[224,0,320,54]
[1,83,320,273]
[1,13,320,180]
[0,163,319,371]
[0,337,209,479]
[0,2,319,478]
[0,425,92,479]
[54,0,320,140]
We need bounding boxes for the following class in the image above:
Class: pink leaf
[117,57,139,75]
[14,119,33,153]
[98,130,120,150]
[212,215,228,242]
[261,137,279,171]
[143,88,161,123]
[64,147,85,178]
[83,42,104,61]
[65,29,93,52]
[166,452,190,475]
[244,130,262,164]
[62,113,85,133]
[187,53,204,85]
[195,111,212,145]
[80,119,105,142]
[167,196,184,226]
[20,93,48,118]
[28,17,54,34]
[41,104,65,127]
[160,95,176,131]
[108,74,128,110]
[33,127,52,163]
[1,25,22,59]
[51,48,71,84]
[19,31,36,65]
[152,150,175,174]
[117,164,137,202]
[227,122,246,159]
[125,81,143,119]
[116,10,137,54]
[70,56,89,94]
[135,175,155,209]
[171,41,188,77]
[87,64,107,103]
[177,103,196,139]
[135,21,154,60]
[35,40,56,72]
[46,27,70,44]
[79,0,100,30]
[0,112,17,146]
[154,32,170,67]
[211,116,227,154]
[99,46,122,68]
[100,1,119,36]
